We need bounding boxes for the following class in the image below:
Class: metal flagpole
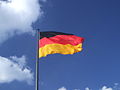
[35,29,40,90]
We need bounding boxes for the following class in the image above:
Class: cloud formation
[58,85,116,90]
[85,87,91,90]
[58,87,67,90]
[101,86,113,90]
[0,55,33,84]
[0,0,42,44]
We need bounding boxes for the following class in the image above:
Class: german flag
[39,31,84,58]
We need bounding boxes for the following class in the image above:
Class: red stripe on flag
[39,35,84,48]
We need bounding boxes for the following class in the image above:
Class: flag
[39,31,84,58]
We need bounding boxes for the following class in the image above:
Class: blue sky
[0,0,120,90]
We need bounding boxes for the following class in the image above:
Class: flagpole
[36,29,40,90]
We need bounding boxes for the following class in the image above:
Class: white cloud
[85,87,91,90]
[0,55,33,84]
[0,0,42,44]
[58,85,118,90]
[58,87,67,90]
[101,86,113,90]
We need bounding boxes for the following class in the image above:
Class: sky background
[0,0,120,90]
